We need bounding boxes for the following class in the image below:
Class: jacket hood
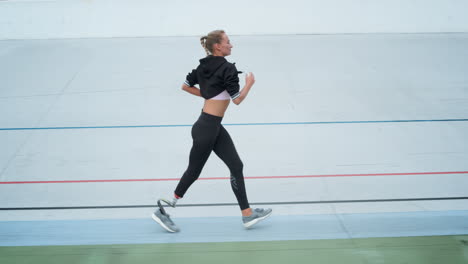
[198,56,227,78]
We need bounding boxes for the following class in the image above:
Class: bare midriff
[203,99,230,117]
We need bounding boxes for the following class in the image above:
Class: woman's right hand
[234,72,255,105]
[245,72,255,87]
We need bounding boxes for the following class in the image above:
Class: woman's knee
[185,167,203,180]
[229,159,243,174]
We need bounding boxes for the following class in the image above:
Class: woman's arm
[232,72,255,105]
[182,84,201,97]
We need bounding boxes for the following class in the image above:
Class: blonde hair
[200,30,225,55]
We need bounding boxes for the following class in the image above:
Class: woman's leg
[213,125,250,212]
[174,117,219,198]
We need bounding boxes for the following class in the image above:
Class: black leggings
[174,112,250,210]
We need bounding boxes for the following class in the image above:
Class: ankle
[242,208,252,217]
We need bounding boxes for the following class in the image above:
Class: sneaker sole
[243,210,272,228]
[152,213,179,233]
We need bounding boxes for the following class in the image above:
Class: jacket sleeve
[184,69,198,87]
[223,64,240,100]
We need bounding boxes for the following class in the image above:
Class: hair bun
[200,36,209,55]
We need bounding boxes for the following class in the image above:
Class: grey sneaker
[152,209,180,233]
[242,208,272,228]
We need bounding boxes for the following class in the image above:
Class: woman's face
[216,34,233,56]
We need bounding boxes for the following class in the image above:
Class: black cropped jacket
[184,56,240,100]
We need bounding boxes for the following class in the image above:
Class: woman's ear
[213,42,221,52]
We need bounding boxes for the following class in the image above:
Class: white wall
[1,0,468,40]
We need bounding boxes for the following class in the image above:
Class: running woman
[152,30,272,232]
